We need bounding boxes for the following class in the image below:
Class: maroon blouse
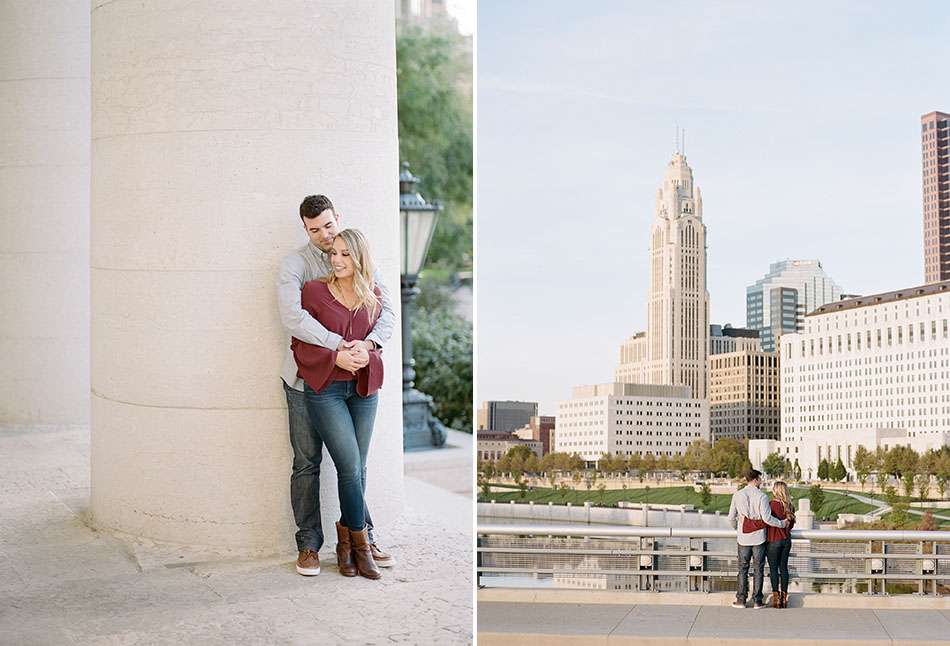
[741,499,795,540]
[291,280,384,396]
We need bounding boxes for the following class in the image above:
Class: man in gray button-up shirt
[278,195,396,575]
[727,469,786,608]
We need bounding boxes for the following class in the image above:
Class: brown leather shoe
[349,526,381,580]
[295,549,321,576]
[370,543,394,567]
[335,522,357,577]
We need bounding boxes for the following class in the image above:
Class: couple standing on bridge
[727,469,796,609]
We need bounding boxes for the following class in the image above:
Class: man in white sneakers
[727,469,786,608]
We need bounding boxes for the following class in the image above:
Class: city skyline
[478,2,949,414]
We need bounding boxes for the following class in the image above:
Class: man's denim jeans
[284,381,375,551]
[302,380,378,532]
[736,542,767,604]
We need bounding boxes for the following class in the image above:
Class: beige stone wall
[0,1,90,425]
[90,1,402,549]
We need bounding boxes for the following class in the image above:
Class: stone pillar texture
[90,0,402,549]
[0,1,90,425]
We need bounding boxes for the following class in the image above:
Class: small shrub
[411,304,472,431]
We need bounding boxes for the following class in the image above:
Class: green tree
[514,473,527,499]
[762,452,785,479]
[396,27,472,275]
[916,472,931,500]
[506,445,534,462]
[709,438,747,478]
[524,453,540,475]
[671,454,689,481]
[853,446,872,490]
[597,481,607,504]
[883,484,898,507]
[628,453,643,478]
[684,440,711,475]
[700,482,712,507]
[641,452,657,478]
[902,473,916,499]
[936,452,950,499]
[817,458,830,481]
[509,454,525,479]
[809,484,825,517]
[571,470,582,491]
[477,470,491,497]
[793,459,802,482]
[832,458,847,482]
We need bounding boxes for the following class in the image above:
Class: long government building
[750,280,950,479]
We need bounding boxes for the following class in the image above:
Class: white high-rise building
[555,383,709,462]
[616,153,710,399]
[749,280,950,479]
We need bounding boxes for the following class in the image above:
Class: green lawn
[480,485,876,521]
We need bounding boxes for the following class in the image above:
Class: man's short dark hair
[746,469,762,482]
[300,194,335,220]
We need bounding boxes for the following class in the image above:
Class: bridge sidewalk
[479,600,950,645]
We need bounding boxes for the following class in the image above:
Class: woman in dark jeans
[292,228,385,580]
[766,481,795,607]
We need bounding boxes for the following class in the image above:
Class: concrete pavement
[478,600,950,645]
[0,424,473,645]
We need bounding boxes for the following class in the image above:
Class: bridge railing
[477,523,950,595]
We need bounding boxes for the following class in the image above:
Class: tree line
[479,438,752,483]
[764,445,950,499]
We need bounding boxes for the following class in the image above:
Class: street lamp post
[399,162,448,450]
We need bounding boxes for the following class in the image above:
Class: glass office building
[746,260,842,352]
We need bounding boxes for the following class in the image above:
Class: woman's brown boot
[335,522,357,577]
[781,592,789,608]
[772,592,781,608]
[349,526,381,580]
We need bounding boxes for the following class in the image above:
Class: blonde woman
[292,228,384,580]
[766,481,795,608]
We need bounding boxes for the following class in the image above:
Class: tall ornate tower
[645,153,709,399]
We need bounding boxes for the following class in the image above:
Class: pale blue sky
[476,1,950,414]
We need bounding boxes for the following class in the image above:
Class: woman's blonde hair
[324,228,379,318]
[772,481,795,522]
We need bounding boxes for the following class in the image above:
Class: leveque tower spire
[645,152,709,399]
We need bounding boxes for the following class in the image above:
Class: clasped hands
[334,339,374,374]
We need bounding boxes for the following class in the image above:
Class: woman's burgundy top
[741,499,795,540]
[291,280,383,396]
[766,499,794,542]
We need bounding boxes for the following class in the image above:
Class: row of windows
[789,320,949,358]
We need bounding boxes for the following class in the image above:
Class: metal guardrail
[477,523,950,595]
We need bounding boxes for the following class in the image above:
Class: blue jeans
[737,542,766,604]
[284,381,375,551]
[302,380,378,532]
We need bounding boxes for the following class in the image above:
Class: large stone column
[90,1,402,549]
[0,2,90,426]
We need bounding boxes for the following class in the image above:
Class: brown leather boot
[781,592,789,608]
[349,525,381,580]
[335,522,357,577]
[772,592,781,608]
